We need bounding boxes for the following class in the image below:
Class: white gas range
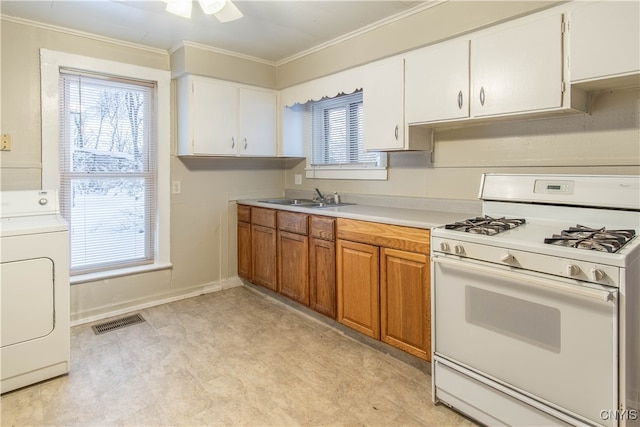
[431,174,640,427]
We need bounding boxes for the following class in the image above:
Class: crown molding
[171,40,276,66]
[1,14,169,56]
[2,1,442,66]
[275,1,443,66]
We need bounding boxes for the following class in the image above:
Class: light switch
[294,174,302,185]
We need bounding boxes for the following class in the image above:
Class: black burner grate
[544,225,636,253]
[445,215,526,236]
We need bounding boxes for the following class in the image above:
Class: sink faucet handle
[333,192,340,204]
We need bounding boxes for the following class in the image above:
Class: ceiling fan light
[198,0,226,15]
[165,0,192,18]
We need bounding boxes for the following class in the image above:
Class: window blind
[309,90,381,167]
[59,70,157,275]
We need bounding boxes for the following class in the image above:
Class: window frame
[40,49,171,284]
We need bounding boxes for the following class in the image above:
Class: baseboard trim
[70,277,244,326]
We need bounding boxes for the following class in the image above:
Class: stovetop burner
[544,225,636,253]
[445,215,526,236]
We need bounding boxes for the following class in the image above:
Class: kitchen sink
[310,202,355,208]
[258,198,355,208]
[258,198,315,205]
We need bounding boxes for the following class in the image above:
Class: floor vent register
[92,314,145,335]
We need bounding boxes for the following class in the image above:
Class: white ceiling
[1,0,428,63]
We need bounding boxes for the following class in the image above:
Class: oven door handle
[432,256,615,303]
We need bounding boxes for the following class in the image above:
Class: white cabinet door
[405,39,470,123]
[178,75,278,156]
[363,58,405,151]
[471,14,564,117]
[570,1,640,83]
[238,88,277,156]
[191,78,238,155]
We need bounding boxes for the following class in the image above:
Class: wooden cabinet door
[278,230,309,305]
[470,14,563,117]
[237,221,252,280]
[337,239,380,339]
[251,224,277,291]
[310,237,336,318]
[380,248,430,360]
[363,58,405,151]
[405,38,470,123]
[237,205,252,280]
[238,87,277,156]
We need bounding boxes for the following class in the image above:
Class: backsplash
[285,189,481,215]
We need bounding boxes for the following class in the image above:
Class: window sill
[305,168,387,180]
[70,262,173,285]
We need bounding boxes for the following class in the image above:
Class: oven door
[433,254,618,426]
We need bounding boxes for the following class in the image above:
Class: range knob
[591,268,605,281]
[566,264,580,277]
[500,254,515,264]
[454,244,465,255]
[439,242,450,252]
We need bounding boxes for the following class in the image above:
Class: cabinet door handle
[394,125,399,140]
[231,137,235,149]
[457,90,463,110]
[479,87,486,106]
[244,138,248,150]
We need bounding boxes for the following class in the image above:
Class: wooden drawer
[278,211,308,235]
[310,216,335,241]
[237,204,251,223]
[252,207,276,228]
[337,218,430,253]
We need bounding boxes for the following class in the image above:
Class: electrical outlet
[1,134,12,151]
[171,180,182,195]
[294,174,302,185]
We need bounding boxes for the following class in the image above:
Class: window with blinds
[308,90,385,174]
[59,70,156,275]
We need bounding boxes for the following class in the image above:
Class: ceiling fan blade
[214,0,243,22]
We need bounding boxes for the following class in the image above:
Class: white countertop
[237,199,475,230]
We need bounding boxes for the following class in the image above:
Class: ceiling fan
[164,0,244,22]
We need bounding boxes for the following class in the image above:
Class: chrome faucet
[315,188,340,204]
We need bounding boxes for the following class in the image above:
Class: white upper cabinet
[177,75,277,157]
[570,1,640,85]
[404,13,586,126]
[363,58,405,151]
[471,14,564,117]
[405,38,470,123]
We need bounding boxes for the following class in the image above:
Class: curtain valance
[281,66,364,107]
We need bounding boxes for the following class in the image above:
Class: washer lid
[1,215,68,237]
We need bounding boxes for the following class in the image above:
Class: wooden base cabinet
[309,216,337,319]
[337,218,431,360]
[237,205,252,280]
[380,248,430,360]
[337,239,380,339]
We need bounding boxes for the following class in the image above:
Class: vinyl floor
[1,285,474,426]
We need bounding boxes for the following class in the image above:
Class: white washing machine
[1,190,70,393]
